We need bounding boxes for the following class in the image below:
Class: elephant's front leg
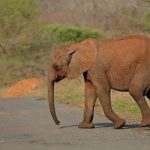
[78,79,97,128]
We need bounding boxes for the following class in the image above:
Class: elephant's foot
[140,119,150,127]
[113,119,126,129]
[78,122,95,129]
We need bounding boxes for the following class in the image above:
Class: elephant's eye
[53,65,61,71]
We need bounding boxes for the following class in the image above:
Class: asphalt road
[0,97,150,150]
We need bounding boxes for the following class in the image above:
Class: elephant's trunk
[48,72,60,125]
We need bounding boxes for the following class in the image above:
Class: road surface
[0,97,150,150]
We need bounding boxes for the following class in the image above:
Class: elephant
[48,35,150,129]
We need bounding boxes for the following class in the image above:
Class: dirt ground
[2,78,43,98]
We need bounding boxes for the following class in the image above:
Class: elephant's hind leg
[89,72,126,129]
[96,87,126,129]
[78,78,97,128]
[129,74,150,127]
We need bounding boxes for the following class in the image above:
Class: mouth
[54,76,66,82]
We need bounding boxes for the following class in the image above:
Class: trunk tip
[55,120,60,125]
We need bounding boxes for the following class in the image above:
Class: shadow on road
[95,122,140,129]
[60,124,78,129]
[60,122,142,129]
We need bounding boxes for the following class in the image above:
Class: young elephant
[48,35,150,129]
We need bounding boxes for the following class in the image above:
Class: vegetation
[43,24,104,43]
[122,8,150,33]
[0,0,40,54]
[144,13,150,32]
[0,0,104,87]
[0,0,40,37]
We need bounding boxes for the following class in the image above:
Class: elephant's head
[47,39,97,125]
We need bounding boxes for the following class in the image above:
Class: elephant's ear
[67,39,97,79]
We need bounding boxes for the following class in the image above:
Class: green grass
[54,77,85,104]
[112,101,140,114]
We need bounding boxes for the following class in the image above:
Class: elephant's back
[97,36,149,91]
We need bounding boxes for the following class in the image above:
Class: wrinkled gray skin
[48,35,150,129]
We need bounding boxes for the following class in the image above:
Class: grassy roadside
[55,81,149,123]
[25,78,150,124]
